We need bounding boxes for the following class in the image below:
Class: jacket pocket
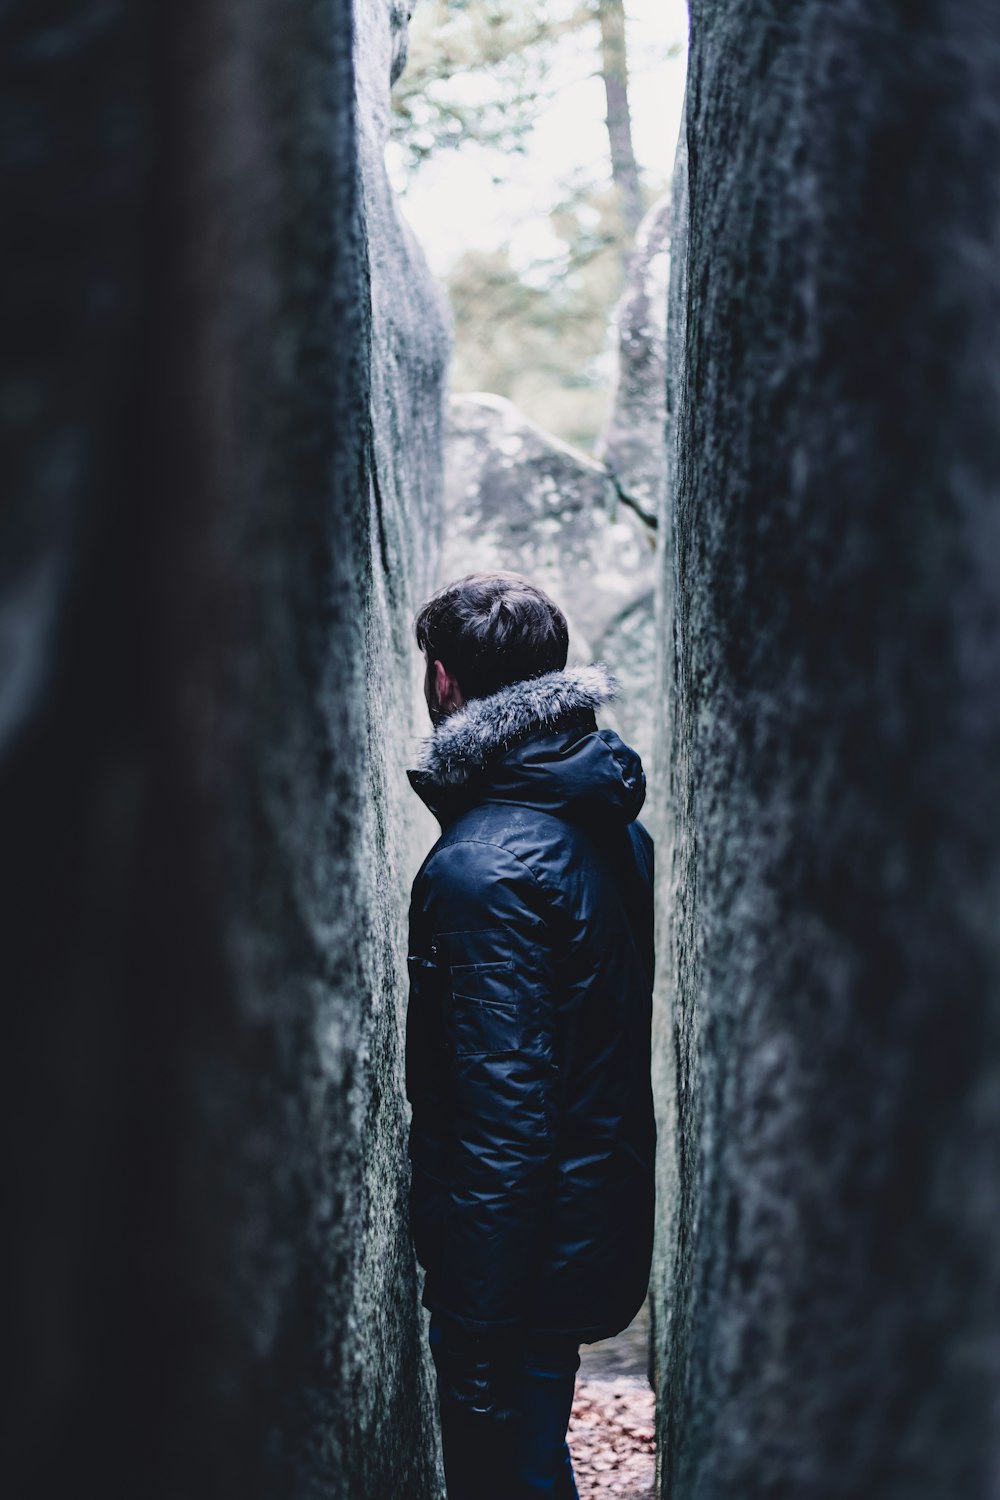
[436,928,527,1058]
[448,959,521,1056]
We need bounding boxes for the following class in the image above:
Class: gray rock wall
[2,2,447,1497]
[598,193,671,530]
[653,5,1000,1498]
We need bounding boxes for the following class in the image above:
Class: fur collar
[414,662,617,788]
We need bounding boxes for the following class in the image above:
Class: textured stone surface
[598,194,671,529]
[1,2,447,1497]
[653,6,1000,1499]
[442,393,656,770]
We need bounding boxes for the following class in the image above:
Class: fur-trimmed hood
[408,662,646,828]
[414,662,616,787]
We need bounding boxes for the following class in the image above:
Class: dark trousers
[429,1314,581,1500]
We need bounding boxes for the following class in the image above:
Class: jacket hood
[409,663,646,828]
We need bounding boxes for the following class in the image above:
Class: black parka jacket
[405,664,655,1342]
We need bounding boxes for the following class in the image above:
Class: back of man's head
[415,572,569,701]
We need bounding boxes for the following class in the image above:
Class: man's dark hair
[415,571,569,701]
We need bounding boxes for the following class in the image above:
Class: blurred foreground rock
[653,5,1000,1498]
[2,2,447,1497]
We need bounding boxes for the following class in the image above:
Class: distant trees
[596,0,644,239]
[391,0,588,173]
[391,0,675,448]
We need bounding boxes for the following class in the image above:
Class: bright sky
[387,0,689,280]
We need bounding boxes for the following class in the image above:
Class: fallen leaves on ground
[568,1375,656,1499]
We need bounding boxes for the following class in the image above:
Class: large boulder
[442,393,656,770]
[653,7,1000,1499]
[1,2,448,1497]
[437,195,673,777]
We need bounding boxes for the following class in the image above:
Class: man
[405,571,655,1500]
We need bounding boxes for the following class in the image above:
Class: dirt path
[568,1302,656,1499]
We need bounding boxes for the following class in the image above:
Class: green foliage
[392,0,592,173]
[446,183,625,449]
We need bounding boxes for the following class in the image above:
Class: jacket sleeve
[418,838,559,1334]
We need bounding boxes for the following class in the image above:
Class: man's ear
[434,659,464,715]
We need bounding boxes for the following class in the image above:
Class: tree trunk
[597,0,644,239]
